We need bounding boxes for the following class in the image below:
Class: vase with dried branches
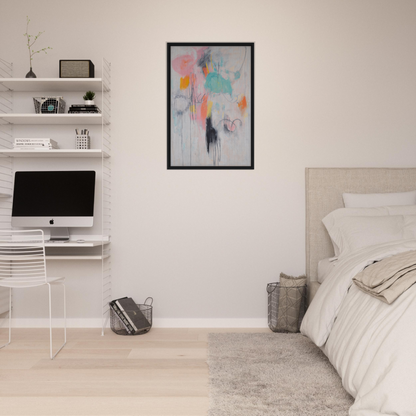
[23,16,52,78]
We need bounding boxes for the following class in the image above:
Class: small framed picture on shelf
[167,42,254,169]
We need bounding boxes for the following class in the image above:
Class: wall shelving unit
[0,149,109,158]
[0,58,112,334]
[0,114,103,125]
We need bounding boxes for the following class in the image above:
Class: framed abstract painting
[167,43,254,169]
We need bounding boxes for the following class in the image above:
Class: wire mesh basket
[267,282,307,333]
[33,96,66,114]
[110,297,153,336]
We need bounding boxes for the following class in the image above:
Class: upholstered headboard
[305,168,416,283]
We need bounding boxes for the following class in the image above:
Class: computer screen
[12,171,96,230]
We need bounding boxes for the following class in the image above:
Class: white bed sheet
[317,257,336,283]
[301,239,416,415]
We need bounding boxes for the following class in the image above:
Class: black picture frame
[167,42,254,170]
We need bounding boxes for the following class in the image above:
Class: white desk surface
[0,240,109,248]
[44,240,109,247]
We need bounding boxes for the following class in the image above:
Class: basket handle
[267,283,279,294]
[144,297,153,306]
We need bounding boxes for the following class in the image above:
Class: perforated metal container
[76,135,90,149]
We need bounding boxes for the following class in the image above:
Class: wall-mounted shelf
[0,78,109,92]
[44,240,110,248]
[0,149,110,158]
[0,240,110,248]
[0,114,104,125]
[46,254,110,261]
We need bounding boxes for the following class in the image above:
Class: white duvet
[301,239,416,416]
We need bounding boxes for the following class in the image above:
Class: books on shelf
[110,297,151,335]
[14,138,58,150]
[68,104,101,114]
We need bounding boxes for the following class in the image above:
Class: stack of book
[14,138,59,150]
[68,104,101,114]
[110,297,151,335]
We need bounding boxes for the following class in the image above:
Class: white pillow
[324,215,416,258]
[322,205,416,256]
[343,190,416,208]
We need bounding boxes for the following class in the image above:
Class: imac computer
[12,171,96,241]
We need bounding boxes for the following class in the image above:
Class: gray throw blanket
[353,250,416,304]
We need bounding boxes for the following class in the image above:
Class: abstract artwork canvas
[167,43,254,169]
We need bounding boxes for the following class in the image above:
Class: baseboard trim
[152,318,268,328]
[0,318,104,328]
[0,318,268,329]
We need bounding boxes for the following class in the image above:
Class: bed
[301,168,416,416]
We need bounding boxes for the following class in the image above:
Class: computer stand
[50,228,70,241]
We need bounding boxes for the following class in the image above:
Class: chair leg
[0,288,12,349]
[62,283,67,344]
[47,283,67,360]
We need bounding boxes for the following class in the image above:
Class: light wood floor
[0,327,268,416]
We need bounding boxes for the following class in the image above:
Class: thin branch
[24,16,52,68]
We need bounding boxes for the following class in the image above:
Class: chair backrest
[0,229,47,286]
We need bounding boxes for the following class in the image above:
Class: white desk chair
[0,229,66,359]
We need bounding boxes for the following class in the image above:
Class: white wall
[1,0,416,326]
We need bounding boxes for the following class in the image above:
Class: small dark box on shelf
[59,60,95,78]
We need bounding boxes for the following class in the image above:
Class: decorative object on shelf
[167,43,254,169]
[14,138,58,150]
[75,129,90,149]
[25,68,36,79]
[23,16,52,78]
[83,91,95,105]
[33,96,66,114]
[59,60,95,78]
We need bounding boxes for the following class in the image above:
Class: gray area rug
[208,333,354,416]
